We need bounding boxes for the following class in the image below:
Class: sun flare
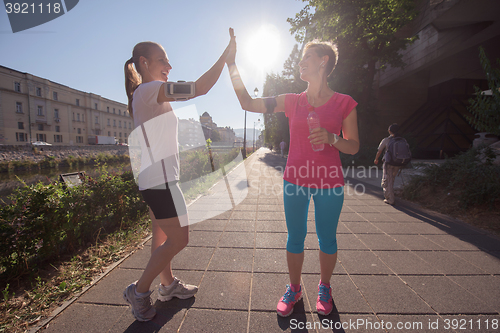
[244,24,281,70]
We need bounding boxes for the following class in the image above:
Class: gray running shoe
[123,282,156,322]
[157,277,198,302]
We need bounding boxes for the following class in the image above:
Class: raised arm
[158,29,235,103]
[193,29,235,97]
[226,29,285,114]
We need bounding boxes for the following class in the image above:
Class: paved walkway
[37,148,500,333]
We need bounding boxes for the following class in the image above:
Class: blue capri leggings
[283,180,344,255]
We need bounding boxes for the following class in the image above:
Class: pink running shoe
[316,283,333,315]
[277,285,302,317]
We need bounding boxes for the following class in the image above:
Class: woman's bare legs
[287,251,304,285]
[136,208,189,293]
[319,250,337,284]
[287,250,337,286]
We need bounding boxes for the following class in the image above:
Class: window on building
[77,128,81,134]
[77,113,80,122]
[76,99,80,106]
[73,112,75,121]
[37,105,43,116]
[76,136,83,143]
[16,102,22,113]
[113,108,116,114]
[129,122,132,129]
[108,131,111,136]
[107,119,110,126]
[107,107,110,113]
[95,103,98,110]
[53,92,58,100]
[36,87,42,96]
[18,122,24,130]
[119,121,122,128]
[113,120,116,127]
[38,124,44,131]
[82,114,84,122]
[14,82,21,92]
[54,109,59,119]
[36,133,47,142]
[55,126,60,132]
[95,116,99,124]
[16,133,27,142]
[119,132,122,137]
[54,135,63,143]
[119,109,121,115]
[114,132,117,137]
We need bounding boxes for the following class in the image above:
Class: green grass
[0,217,151,333]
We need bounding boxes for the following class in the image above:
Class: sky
[0,0,307,132]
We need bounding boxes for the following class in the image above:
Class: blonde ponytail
[124,56,141,119]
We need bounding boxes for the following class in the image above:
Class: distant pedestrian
[225,29,359,317]
[374,123,410,205]
[280,140,286,158]
[122,29,235,322]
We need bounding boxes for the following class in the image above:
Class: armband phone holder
[164,81,195,101]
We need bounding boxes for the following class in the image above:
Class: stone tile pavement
[35,148,500,333]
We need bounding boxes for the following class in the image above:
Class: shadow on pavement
[346,176,500,260]
[123,297,195,333]
[316,302,346,333]
[257,150,287,174]
[276,299,309,333]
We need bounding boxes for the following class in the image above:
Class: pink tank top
[283,92,357,189]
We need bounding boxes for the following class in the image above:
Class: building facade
[218,126,236,143]
[178,118,206,148]
[373,0,500,157]
[0,65,132,145]
[199,111,236,144]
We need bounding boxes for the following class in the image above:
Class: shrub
[0,170,147,278]
[0,148,241,278]
[402,146,500,208]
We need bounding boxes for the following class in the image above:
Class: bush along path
[0,146,248,332]
[401,146,500,235]
[0,153,130,173]
[0,168,150,333]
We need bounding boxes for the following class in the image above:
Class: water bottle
[307,108,324,151]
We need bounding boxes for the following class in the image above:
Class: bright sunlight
[244,24,281,70]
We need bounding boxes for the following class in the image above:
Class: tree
[288,0,418,110]
[467,46,500,136]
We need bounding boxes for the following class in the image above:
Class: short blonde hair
[304,41,338,77]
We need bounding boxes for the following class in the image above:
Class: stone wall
[0,144,129,163]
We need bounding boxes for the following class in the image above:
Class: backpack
[384,137,411,166]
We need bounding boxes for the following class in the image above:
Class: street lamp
[243,87,259,159]
[253,118,260,152]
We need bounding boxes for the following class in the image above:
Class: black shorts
[140,181,187,219]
